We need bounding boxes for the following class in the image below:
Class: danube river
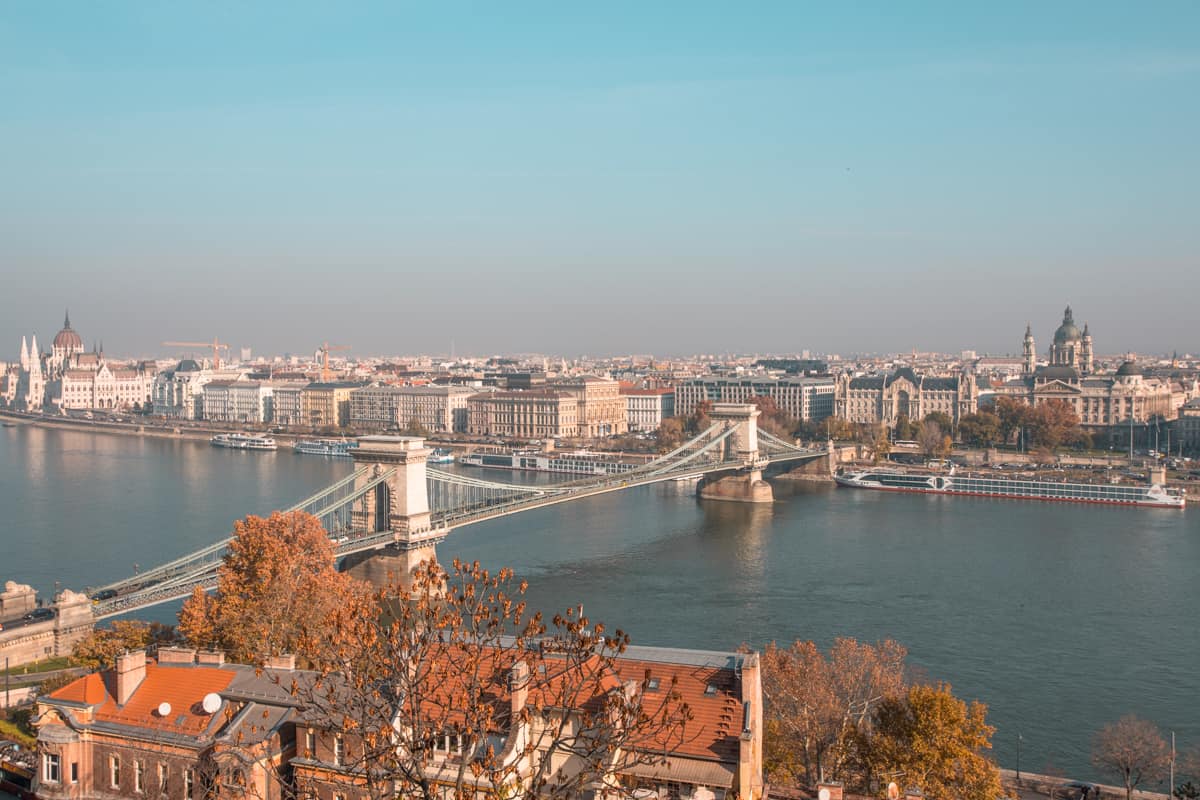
[2,424,1196,780]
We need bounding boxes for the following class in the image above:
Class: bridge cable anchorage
[91,425,824,617]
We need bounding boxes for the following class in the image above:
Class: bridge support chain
[347,436,444,589]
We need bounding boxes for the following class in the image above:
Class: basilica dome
[53,311,83,351]
[1053,306,1081,344]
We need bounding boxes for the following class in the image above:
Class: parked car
[22,607,55,622]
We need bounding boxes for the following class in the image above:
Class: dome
[1115,361,1142,377]
[53,311,83,351]
[1053,306,1081,344]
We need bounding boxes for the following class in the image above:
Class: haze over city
[3,2,1198,355]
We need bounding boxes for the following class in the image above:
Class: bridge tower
[698,404,774,503]
[344,436,445,588]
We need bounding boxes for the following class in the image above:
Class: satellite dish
[157,702,171,717]
[888,783,900,800]
[201,693,222,714]
[819,789,831,800]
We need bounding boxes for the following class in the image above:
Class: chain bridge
[89,403,825,619]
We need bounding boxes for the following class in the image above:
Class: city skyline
[3,3,1199,355]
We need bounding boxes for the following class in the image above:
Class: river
[1,423,1196,780]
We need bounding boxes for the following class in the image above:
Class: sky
[1,2,1198,359]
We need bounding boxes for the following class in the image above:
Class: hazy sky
[2,2,1198,358]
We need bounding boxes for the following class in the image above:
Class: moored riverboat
[834,468,1185,508]
[427,447,455,464]
[210,433,278,451]
[459,449,641,476]
[293,438,357,458]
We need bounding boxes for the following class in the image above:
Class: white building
[675,376,836,422]
[152,359,212,419]
[267,382,307,426]
[349,385,474,432]
[621,388,675,432]
[202,380,273,424]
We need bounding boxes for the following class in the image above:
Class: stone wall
[0,588,94,668]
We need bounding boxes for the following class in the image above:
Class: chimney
[264,653,296,671]
[115,650,147,705]
[196,650,225,666]
[509,661,530,717]
[817,782,844,800]
[157,647,197,665]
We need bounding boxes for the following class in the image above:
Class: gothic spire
[63,309,71,329]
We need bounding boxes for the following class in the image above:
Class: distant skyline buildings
[2,4,1198,356]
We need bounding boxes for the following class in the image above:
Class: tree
[762,638,907,787]
[403,416,431,437]
[958,411,1002,448]
[292,559,694,800]
[923,411,955,439]
[857,424,891,464]
[994,396,1030,446]
[1026,399,1083,450]
[918,420,950,458]
[178,510,370,664]
[1092,715,1171,800]
[752,395,799,439]
[72,620,179,671]
[655,416,686,451]
[866,683,1001,800]
[683,401,712,435]
[893,414,919,441]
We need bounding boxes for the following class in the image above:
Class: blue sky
[2,2,1197,357]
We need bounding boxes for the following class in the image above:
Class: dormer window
[705,684,719,696]
[646,678,660,691]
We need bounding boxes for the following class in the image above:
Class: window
[158,763,168,794]
[184,768,194,799]
[333,735,345,766]
[305,728,316,757]
[111,755,121,788]
[71,761,79,784]
[43,753,61,784]
[136,760,145,793]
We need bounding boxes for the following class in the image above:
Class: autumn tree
[752,395,798,439]
[762,638,907,787]
[1092,715,1171,800]
[655,416,686,451]
[683,400,713,435]
[178,510,370,664]
[291,559,694,800]
[923,411,955,439]
[958,411,1002,448]
[993,396,1030,446]
[918,420,951,458]
[892,414,919,441]
[72,620,179,671]
[1026,399,1083,450]
[865,683,1001,800]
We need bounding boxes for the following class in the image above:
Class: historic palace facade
[834,368,978,427]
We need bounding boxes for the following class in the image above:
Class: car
[23,607,55,622]
[90,589,118,602]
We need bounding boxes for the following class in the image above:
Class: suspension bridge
[88,404,825,619]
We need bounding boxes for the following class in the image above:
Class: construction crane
[163,338,230,370]
[319,342,351,382]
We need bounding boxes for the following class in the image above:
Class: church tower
[24,334,45,409]
[1081,323,1094,375]
[1022,324,1036,375]
[19,336,29,371]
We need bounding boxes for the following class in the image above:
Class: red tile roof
[51,663,235,735]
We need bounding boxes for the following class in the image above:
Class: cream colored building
[301,382,359,428]
[349,385,474,432]
[835,368,978,426]
[269,382,307,426]
[467,390,580,439]
[547,376,627,437]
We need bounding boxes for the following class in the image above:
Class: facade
[301,382,358,428]
[467,390,580,439]
[152,360,212,419]
[547,376,628,437]
[1172,399,1200,454]
[59,363,155,411]
[349,385,474,432]
[621,388,676,432]
[835,368,978,427]
[268,383,306,427]
[202,381,273,424]
[676,376,836,423]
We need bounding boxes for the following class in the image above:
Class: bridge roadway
[90,427,823,619]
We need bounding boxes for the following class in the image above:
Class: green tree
[866,683,1002,800]
[892,414,919,441]
[958,412,1002,447]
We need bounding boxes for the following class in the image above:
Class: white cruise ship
[210,433,278,451]
[293,439,358,458]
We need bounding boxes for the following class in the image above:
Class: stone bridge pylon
[342,436,445,588]
[697,403,774,504]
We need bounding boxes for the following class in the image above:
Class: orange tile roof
[616,658,741,762]
[51,663,235,736]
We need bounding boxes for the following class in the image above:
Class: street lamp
[1017,732,1022,782]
